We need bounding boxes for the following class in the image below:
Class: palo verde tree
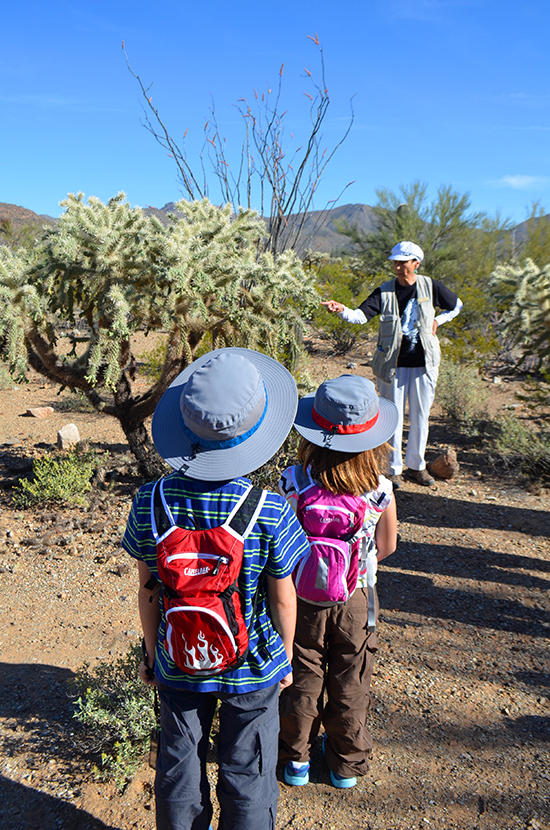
[124,35,354,257]
[337,180,512,282]
[514,202,550,267]
[0,193,318,478]
[334,180,514,362]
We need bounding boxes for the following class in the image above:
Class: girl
[278,373,398,789]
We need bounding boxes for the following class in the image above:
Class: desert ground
[0,335,548,830]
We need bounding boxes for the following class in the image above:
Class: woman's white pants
[376,366,439,475]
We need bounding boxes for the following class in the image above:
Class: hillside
[0,202,56,235]
[144,201,378,255]
[4,198,549,258]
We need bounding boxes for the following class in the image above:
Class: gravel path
[0,364,548,830]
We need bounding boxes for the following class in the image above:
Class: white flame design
[182,630,224,670]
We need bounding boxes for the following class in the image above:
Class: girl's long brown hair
[298,437,390,496]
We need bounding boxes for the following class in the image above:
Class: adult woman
[323,241,462,486]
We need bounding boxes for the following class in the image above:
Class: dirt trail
[0,351,549,830]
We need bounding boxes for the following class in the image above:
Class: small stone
[57,423,80,449]
[346,362,357,369]
[115,562,131,577]
[27,407,54,418]
[469,489,477,497]
[493,376,502,385]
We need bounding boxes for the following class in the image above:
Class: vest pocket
[378,314,398,352]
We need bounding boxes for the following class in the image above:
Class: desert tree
[337,180,512,281]
[0,193,318,478]
[513,201,550,267]
[124,35,354,257]
[333,180,515,362]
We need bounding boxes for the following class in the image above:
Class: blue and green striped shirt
[122,472,309,693]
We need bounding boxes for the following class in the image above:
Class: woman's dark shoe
[407,468,435,486]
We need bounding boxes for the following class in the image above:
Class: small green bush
[13,448,99,506]
[515,372,550,425]
[139,340,168,381]
[311,257,370,356]
[56,389,95,413]
[436,361,488,423]
[73,644,156,790]
[493,414,550,481]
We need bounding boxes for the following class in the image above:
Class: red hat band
[312,406,379,435]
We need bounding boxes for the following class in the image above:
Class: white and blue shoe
[322,735,357,789]
[284,760,310,786]
[329,769,357,789]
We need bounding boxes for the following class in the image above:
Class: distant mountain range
[144,201,378,255]
[0,202,56,233]
[1,199,546,257]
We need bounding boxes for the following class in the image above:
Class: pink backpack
[292,467,367,606]
[151,480,265,676]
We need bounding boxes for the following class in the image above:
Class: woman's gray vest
[371,274,441,384]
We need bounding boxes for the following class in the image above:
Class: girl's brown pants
[279,587,379,779]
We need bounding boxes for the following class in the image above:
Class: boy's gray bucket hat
[152,347,298,480]
[294,374,399,452]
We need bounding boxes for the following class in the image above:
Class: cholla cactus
[490,258,550,369]
[0,193,317,476]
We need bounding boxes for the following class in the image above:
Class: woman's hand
[321,300,344,314]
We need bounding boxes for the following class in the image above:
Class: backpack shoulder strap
[224,485,266,540]
[294,464,316,496]
[151,478,175,540]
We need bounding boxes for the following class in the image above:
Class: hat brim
[293,392,399,452]
[388,254,421,261]
[152,348,298,480]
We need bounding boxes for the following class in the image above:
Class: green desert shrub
[56,389,95,413]
[139,339,168,381]
[13,448,99,506]
[436,361,488,423]
[493,414,550,481]
[73,644,156,790]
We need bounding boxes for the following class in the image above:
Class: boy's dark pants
[156,682,280,830]
[279,588,378,779]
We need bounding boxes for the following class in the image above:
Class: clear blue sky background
[2,0,549,224]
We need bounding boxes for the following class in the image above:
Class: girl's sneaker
[322,735,357,789]
[284,761,310,786]
[329,770,357,789]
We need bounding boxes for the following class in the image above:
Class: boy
[122,348,309,830]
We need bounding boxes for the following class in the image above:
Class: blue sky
[2,0,549,224]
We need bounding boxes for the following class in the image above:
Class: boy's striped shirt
[122,472,309,693]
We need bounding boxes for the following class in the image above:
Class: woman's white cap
[388,241,424,262]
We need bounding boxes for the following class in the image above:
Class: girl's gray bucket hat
[152,347,298,480]
[294,374,399,452]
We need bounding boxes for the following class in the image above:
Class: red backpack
[151,480,265,677]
